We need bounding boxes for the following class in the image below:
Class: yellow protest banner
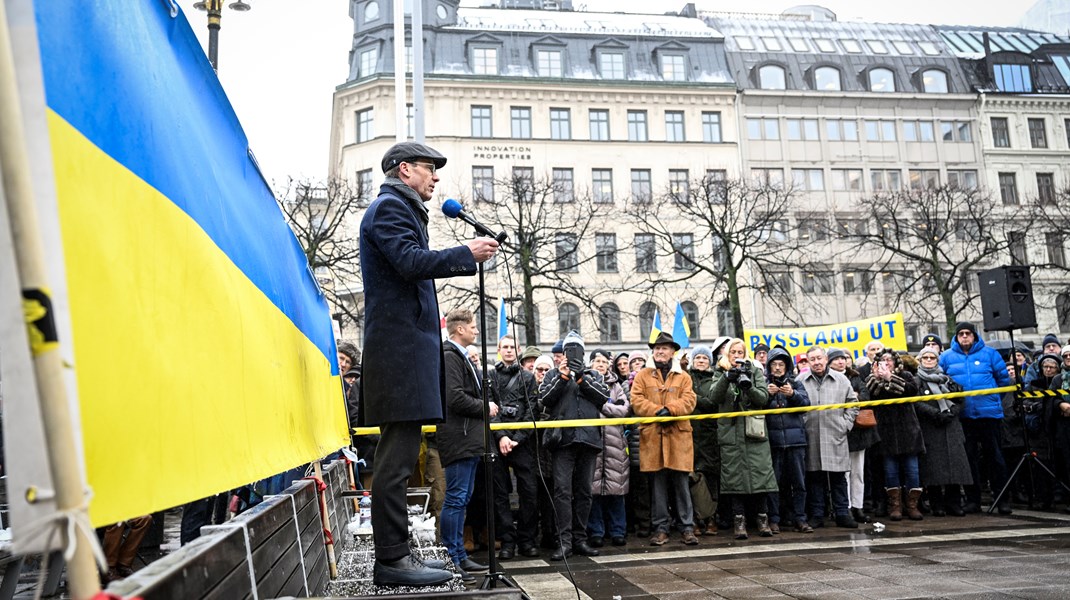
[745,312,908,360]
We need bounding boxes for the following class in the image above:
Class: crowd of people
[348,320,1070,579]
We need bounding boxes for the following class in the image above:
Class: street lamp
[192,0,252,71]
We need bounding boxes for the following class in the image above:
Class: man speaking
[359,142,499,586]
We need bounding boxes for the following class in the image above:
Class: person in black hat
[921,334,943,355]
[1023,333,1065,387]
[359,142,500,587]
[753,343,770,367]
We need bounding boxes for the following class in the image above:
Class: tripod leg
[989,454,1029,515]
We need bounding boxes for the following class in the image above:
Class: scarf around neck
[917,365,952,410]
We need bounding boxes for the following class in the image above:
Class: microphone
[442,199,508,244]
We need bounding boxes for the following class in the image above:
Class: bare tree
[276,177,364,334]
[625,175,813,336]
[1025,184,1070,329]
[438,170,614,346]
[842,184,1014,339]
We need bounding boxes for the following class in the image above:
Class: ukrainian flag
[672,302,691,349]
[29,1,348,525]
[647,308,663,345]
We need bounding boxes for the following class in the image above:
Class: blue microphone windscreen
[442,198,463,218]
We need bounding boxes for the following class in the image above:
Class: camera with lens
[501,405,519,419]
[733,359,752,391]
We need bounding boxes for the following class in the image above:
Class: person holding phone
[867,349,924,521]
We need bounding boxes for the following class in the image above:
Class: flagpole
[0,2,101,598]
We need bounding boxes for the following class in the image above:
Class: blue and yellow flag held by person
[21,0,349,526]
[648,308,664,345]
[672,302,691,349]
[497,296,509,341]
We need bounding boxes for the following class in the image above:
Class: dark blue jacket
[358,183,476,425]
[938,333,1012,420]
[764,348,810,448]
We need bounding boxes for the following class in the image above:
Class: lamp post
[192,0,251,71]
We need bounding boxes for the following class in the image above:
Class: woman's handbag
[854,408,877,428]
[745,414,767,441]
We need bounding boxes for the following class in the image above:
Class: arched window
[558,302,580,338]
[921,69,948,93]
[717,300,735,338]
[814,66,842,91]
[639,301,659,341]
[758,64,787,90]
[1058,293,1070,333]
[868,67,896,92]
[599,303,622,343]
[480,302,498,345]
[515,304,540,346]
[681,301,700,340]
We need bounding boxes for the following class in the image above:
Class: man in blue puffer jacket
[938,322,1014,514]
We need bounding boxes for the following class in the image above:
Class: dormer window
[471,46,498,75]
[814,66,842,91]
[536,49,563,77]
[364,1,379,22]
[922,69,949,93]
[868,67,896,92]
[994,63,1033,92]
[661,54,687,81]
[759,64,787,90]
[599,51,625,79]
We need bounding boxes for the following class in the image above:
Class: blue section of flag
[673,302,691,349]
[497,297,508,341]
[648,309,663,345]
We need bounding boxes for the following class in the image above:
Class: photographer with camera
[764,346,811,534]
[538,331,610,560]
[710,338,776,540]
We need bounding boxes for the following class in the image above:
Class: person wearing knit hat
[915,345,970,517]
[532,355,554,384]
[628,351,648,374]
[826,348,847,363]
[1024,334,1066,387]
[589,348,613,365]
[921,334,943,353]
[688,345,719,535]
[753,343,770,366]
[612,353,630,384]
[520,345,542,370]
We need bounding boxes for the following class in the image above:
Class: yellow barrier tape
[1020,388,1070,398]
[353,385,1019,436]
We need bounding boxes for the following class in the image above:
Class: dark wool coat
[631,365,697,472]
[1003,375,1057,459]
[844,366,880,452]
[592,373,631,496]
[438,341,490,467]
[689,367,720,474]
[539,367,610,451]
[915,367,972,486]
[765,348,810,449]
[358,183,476,425]
[711,364,777,495]
[867,357,925,457]
[489,361,538,445]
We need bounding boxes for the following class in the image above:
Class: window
[471,105,492,137]
[836,218,869,237]
[751,168,784,188]
[405,44,413,74]
[831,169,863,191]
[994,63,1032,92]
[1028,118,1048,148]
[868,68,896,92]
[480,302,499,344]
[764,270,793,295]
[471,47,498,75]
[866,40,888,54]
[759,219,789,242]
[870,169,901,191]
[940,121,972,142]
[358,47,378,78]
[710,236,727,270]
[903,120,936,142]
[760,37,782,51]
[589,109,609,141]
[803,271,835,294]
[665,111,685,142]
[947,170,978,190]
[514,304,539,345]
[814,66,842,90]
[555,232,579,272]
[1008,231,1027,265]
[791,169,825,191]
[356,168,373,204]
[595,233,617,272]
[1059,294,1070,333]
[669,169,689,203]
[999,172,1019,205]
[356,107,374,143]
[1038,173,1056,205]
[798,218,829,241]
[592,168,613,204]
[550,108,571,140]
[908,169,940,189]
[599,303,622,343]
[841,39,862,53]
[627,110,648,141]
[705,170,728,203]
[364,1,380,21]
[786,118,820,140]
[788,37,809,52]
[513,167,534,202]
[1066,118,1070,149]
[552,168,574,203]
[955,219,981,241]
[702,112,722,142]
[406,104,414,138]
[991,117,1010,147]
[639,301,658,340]
[599,51,625,79]
[717,300,736,337]
[922,69,948,93]
[746,117,780,140]
[864,120,896,142]
[472,166,494,202]
[892,40,914,55]
[735,36,755,50]
[1047,232,1066,268]
[536,49,563,77]
[661,54,687,81]
[682,301,700,339]
[631,169,652,203]
[511,107,531,139]
[558,303,580,337]
[826,119,858,141]
[758,64,787,89]
[919,41,940,55]
[814,38,836,53]
[635,234,656,272]
[843,270,874,294]
[673,233,695,271]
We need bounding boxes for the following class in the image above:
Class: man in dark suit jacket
[359,142,499,587]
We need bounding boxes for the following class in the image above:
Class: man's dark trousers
[962,417,1008,505]
[372,421,423,561]
[493,441,538,550]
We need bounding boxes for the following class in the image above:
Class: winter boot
[733,515,748,540]
[905,488,924,520]
[756,513,773,537]
[886,487,903,521]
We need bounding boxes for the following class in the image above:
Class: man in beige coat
[630,331,699,546]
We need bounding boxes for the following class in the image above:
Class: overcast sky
[186,1,1030,189]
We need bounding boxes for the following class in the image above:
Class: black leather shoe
[835,514,858,529]
[588,536,604,548]
[997,502,1013,515]
[550,546,572,561]
[963,502,981,514]
[851,508,871,523]
[456,566,475,584]
[498,547,515,561]
[519,545,539,557]
[946,502,965,516]
[414,554,447,570]
[373,555,453,587]
[611,536,627,546]
[573,541,600,557]
[460,557,489,573]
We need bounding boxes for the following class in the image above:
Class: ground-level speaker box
[978,265,1037,331]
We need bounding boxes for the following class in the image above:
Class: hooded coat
[710,361,777,494]
[592,371,631,496]
[915,362,972,486]
[764,347,810,449]
[867,351,925,456]
[631,363,697,473]
[938,332,1012,420]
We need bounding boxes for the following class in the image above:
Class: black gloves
[655,407,671,417]
[725,368,740,383]
[936,410,956,426]
[567,357,584,376]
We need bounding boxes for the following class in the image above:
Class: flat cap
[381,142,447,174]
